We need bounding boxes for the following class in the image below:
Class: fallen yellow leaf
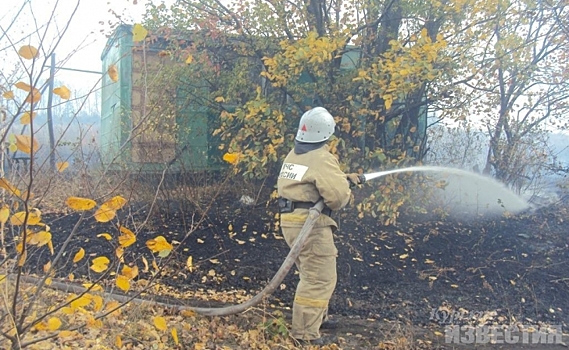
[90,256,110,273]
[97,233,112,240]
[153,316,167,331]
[116,275,130,292]
[118,226,136,248]
[121,265,139,279]
[47,317,62,331]
[171,328,179,345]
[73,248,85,263]
[146,236,173,253]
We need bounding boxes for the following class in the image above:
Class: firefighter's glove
[347,173,362,188]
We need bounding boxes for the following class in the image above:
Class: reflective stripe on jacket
[277,145,351,229]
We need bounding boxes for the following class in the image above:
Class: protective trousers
[282,225,338,340]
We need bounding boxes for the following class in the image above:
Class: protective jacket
[277,143,351,341]
[277,144,351,229]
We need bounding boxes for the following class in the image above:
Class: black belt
[278,198,332,216]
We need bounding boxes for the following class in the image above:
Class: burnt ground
[14,189,569,349]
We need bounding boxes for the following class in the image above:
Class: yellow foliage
[73,248,85,263]
[24,90,42,104]
[53,86,71,100]
[102,195,127,210]
[58,330,76,339]
[47,317,62,331]
[116,275,130,292]
[384,94,393,110]
[222,152,239,165]
[116,247,124,262]
[153,316,168,331]
[94,204,116,222]
[146,236,173,253]
[185,55,193,64]
[15,134,40,154]
[56,161,69,172]
[15,81,33,92]
[121,265,139,279]
[66,197,97,211]
[97,233,112,240]
[0,204,9,224]
[2,91,14,99]
[104,300,121,316]
[86,316,103,328]
[18,250,26,266]
[18,45,39,60]
[82,283,103,292]
[69,294,91,309]
[11,209,41,226]
[90,256,110,273]
[107,65,119,82]
[92,295,104,311]
[118,226,136,248]
[20,111,37,125]
[29,231,51,246]
[132,23,148,42]
[171,328,179,345]
[0,178,20,197]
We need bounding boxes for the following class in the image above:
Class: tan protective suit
[277,144,351,341]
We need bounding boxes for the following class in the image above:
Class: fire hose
[18,175,372,316]
[14,199,329,317]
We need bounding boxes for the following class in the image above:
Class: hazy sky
[3,0,163,92]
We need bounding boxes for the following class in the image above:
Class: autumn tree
[142,0,568,216]
[0,2,187,348]
[446,0,569,192]
[141,0,462,221]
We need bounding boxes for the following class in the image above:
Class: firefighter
[277,106,362,345]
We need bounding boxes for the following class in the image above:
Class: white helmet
[295,107,336,143]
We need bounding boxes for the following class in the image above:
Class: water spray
[25,166,529,317]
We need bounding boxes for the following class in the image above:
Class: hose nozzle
[348,174,367,188]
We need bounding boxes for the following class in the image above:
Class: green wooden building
[100,25,428,173]
[100,24,222,173]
